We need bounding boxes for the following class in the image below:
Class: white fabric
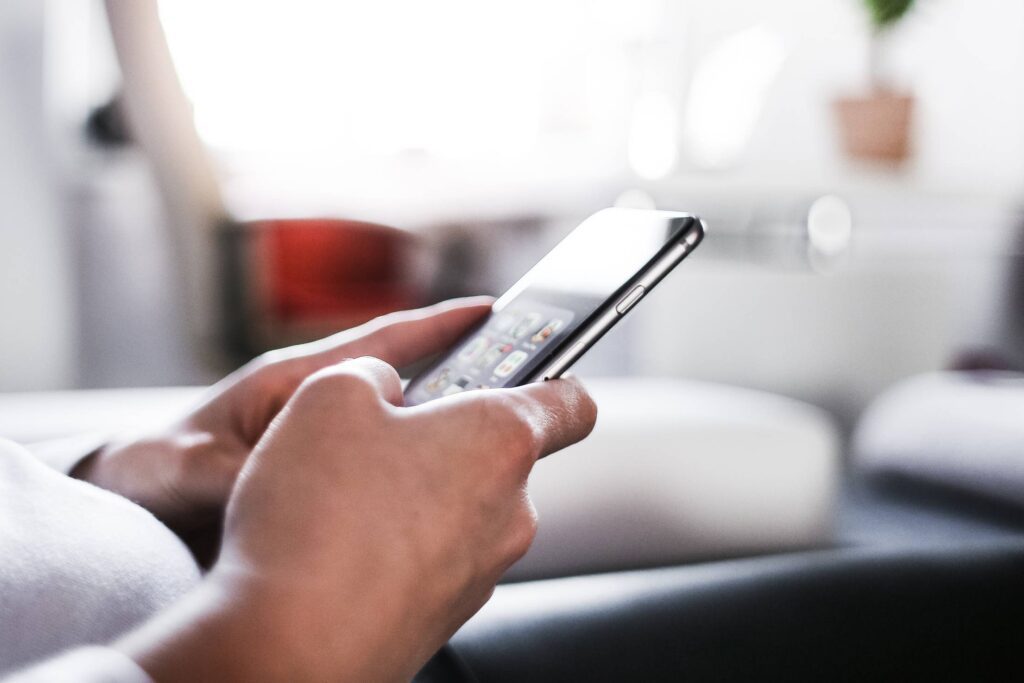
[0,439,200,677]
[0,388,203,445]
[0,380,840,586]
[509,378,839,579]
[26,433,110,475]
[3,647,152,683]
[854,371,1024,506]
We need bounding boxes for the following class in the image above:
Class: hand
[73,298,493,538]
[119,358,597,682]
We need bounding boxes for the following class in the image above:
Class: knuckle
[493,393,530,431]
[506,499,539,560]
[472,392,508,420]
[476,585,497,611]
[353,355,398,379]
[298,364,378,402]
[482,397,539,468]
[508,414,540,463]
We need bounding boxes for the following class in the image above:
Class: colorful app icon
[477,342,513,368]
[442,376,472,395]
[494,350,529,378]
[425,368,452,393]
[510,312,544,340]
[530,319,565,344]
[458,335,490,363]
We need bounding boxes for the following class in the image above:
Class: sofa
[3,373,1023,681]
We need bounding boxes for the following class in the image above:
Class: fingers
[347,297,494,367]
[502,377,598,459]
[422,376,598,462]
[282,297,494,372]
[340,356,406,407]
[187,442,247,508]
[302,356,406,408]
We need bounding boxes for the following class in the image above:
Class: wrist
[118,570,322,682]
[120,558,412,683]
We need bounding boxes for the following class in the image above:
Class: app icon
[530,319,565,344]
[458,335,490,363]
[442,376,472,395]
[477,342,513,368]
[510,312,544,340]
[425,368,452,393]
[491,311,520,334]
[494,350,529,378]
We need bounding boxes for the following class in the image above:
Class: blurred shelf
[643,169,1024,268]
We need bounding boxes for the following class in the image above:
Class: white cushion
[853,371,1024,507]
[0,379,840,578]
[508,378,839,579]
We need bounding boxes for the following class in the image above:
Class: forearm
[3,581,277,683]
[116,569,412,683]
[116,575,307,682]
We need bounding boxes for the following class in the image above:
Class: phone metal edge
[527,217,706,382]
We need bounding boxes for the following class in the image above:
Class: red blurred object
[245,218,421,346]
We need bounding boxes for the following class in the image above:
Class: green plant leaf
[863,0,916,29]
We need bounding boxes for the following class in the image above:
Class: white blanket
[0,439,200,678]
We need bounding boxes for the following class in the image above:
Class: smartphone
[404,207,705,405]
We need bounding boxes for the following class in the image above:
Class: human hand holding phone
[72,298,493,541]
[100,207,700,680]
[118,358,597,683]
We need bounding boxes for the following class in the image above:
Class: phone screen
[405,208,697,405]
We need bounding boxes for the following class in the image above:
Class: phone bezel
[525,213,704,382]
[404,210,706,400]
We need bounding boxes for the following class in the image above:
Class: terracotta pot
[832,91,914,163]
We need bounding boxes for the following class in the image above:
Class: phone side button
[615,285,646,315]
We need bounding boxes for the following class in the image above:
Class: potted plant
[833,0,917,163]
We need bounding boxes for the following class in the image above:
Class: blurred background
[8,3,1024,654]
[3,0,1024,438]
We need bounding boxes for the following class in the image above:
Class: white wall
[682,0,1024,197]
[887,0,1024,195]
[625,0,1024,428]
[635,254,963,429]
[0,0,75,390]
[1,0,1023,396]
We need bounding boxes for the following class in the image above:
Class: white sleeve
[2,647,152,683]
[23,433,110,475]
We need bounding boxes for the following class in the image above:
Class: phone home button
[615,285,646,315]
